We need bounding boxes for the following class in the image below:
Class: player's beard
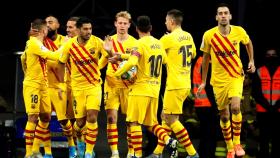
[47,30,56,39]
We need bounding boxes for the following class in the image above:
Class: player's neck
[37,36,44,42]
[218,25,231,36]
[139,32,150,38]
[77,36,87,46]
[117,33,129,42]
[171,25,181,32]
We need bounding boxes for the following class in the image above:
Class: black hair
[31,18,47,31]
[76,17,92,28]
[167,9,183,25]
[136,15,152,33]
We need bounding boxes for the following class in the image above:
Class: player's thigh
[23,85,41,114]
[143,97,159,126]
[72,89,87,119]
[49,87,67,120]
[163,89,190,114]
[126,95,149,124]
[119,88,130,114]
[213,86,230,110]
[86,86,102,111]
[104,83,120,111]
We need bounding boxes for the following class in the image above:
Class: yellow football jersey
[22,37,60,88]
[43,34,65,89]
[59,35,108,90]
[129,36,167,98]
[106,34,138,88]
[200,25,249,86]
[160,28,196,90]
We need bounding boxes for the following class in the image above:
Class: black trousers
[196,107,217,158]
[257,112,280,158]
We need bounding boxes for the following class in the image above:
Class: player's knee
[39,113,51,122]
[107,115,117,124]
[220,114,230,123]
[87,110,98,123]
[231,106,241,114]
[164,114,178,126]
[28,114,39,123]
[59,119,68,126]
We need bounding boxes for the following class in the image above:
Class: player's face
[165,15,172,31]
[41,25,48,38]
[66,20,78,38]
[79,23,92,41]
[114,17,130,35]
[216,7,232,26]
[46,16,59,32]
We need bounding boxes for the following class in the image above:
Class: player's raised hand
[108,53,121,64]
[103,35,113,56]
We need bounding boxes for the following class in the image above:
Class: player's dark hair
[136,15,152,33]
[216,3,231,13]
[167,9,183,25]
[31,18,47,31]
[76,17,92,28]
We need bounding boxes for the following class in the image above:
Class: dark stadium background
[0,0,279,107]
[0,0,279,156]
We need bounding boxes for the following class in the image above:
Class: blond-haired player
[102,11,138,158]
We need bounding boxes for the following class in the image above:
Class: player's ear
[229,14,232,20]
[215,15,218,21]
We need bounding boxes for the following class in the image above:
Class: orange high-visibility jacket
[192,56,211,107]
[256,66,280,112]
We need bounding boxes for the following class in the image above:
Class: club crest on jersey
[232,40,238,46]
[89,48,95,54]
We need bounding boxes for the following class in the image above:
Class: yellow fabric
[126,96,159,126]
[61,120,75,147]
[160,28,196,90]
[22,37,60,88]
[72,86,102,118]
[104,82,130,114]
[232,112,242,145]
[107,123,118,152]
[59,36,107,90]
[200,25,250,86]
[23,85,51,114]
[220,120,234,151]
[213,77,244,110]
[171,120,196,155]
[163,88,190,114]
[153,121,172,154]
[128,36,167,98]
[45,35,65,89]
[25,121,36,157]
[48,87,67,120]
[105,34,138,88]
[85,122,98,154]
[130,125,142,157]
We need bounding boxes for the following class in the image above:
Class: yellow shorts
[72,86,102,119]
[163,88,190,114]
[66,87,75,119]
[48,87,67,121]
[213,77,244,110]
[126,95,158,126]
[23,85,51,114]
[104,81,129,114]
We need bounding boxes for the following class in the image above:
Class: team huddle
[21,3,255,158]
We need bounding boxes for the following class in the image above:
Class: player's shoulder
[231,25,246,33]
